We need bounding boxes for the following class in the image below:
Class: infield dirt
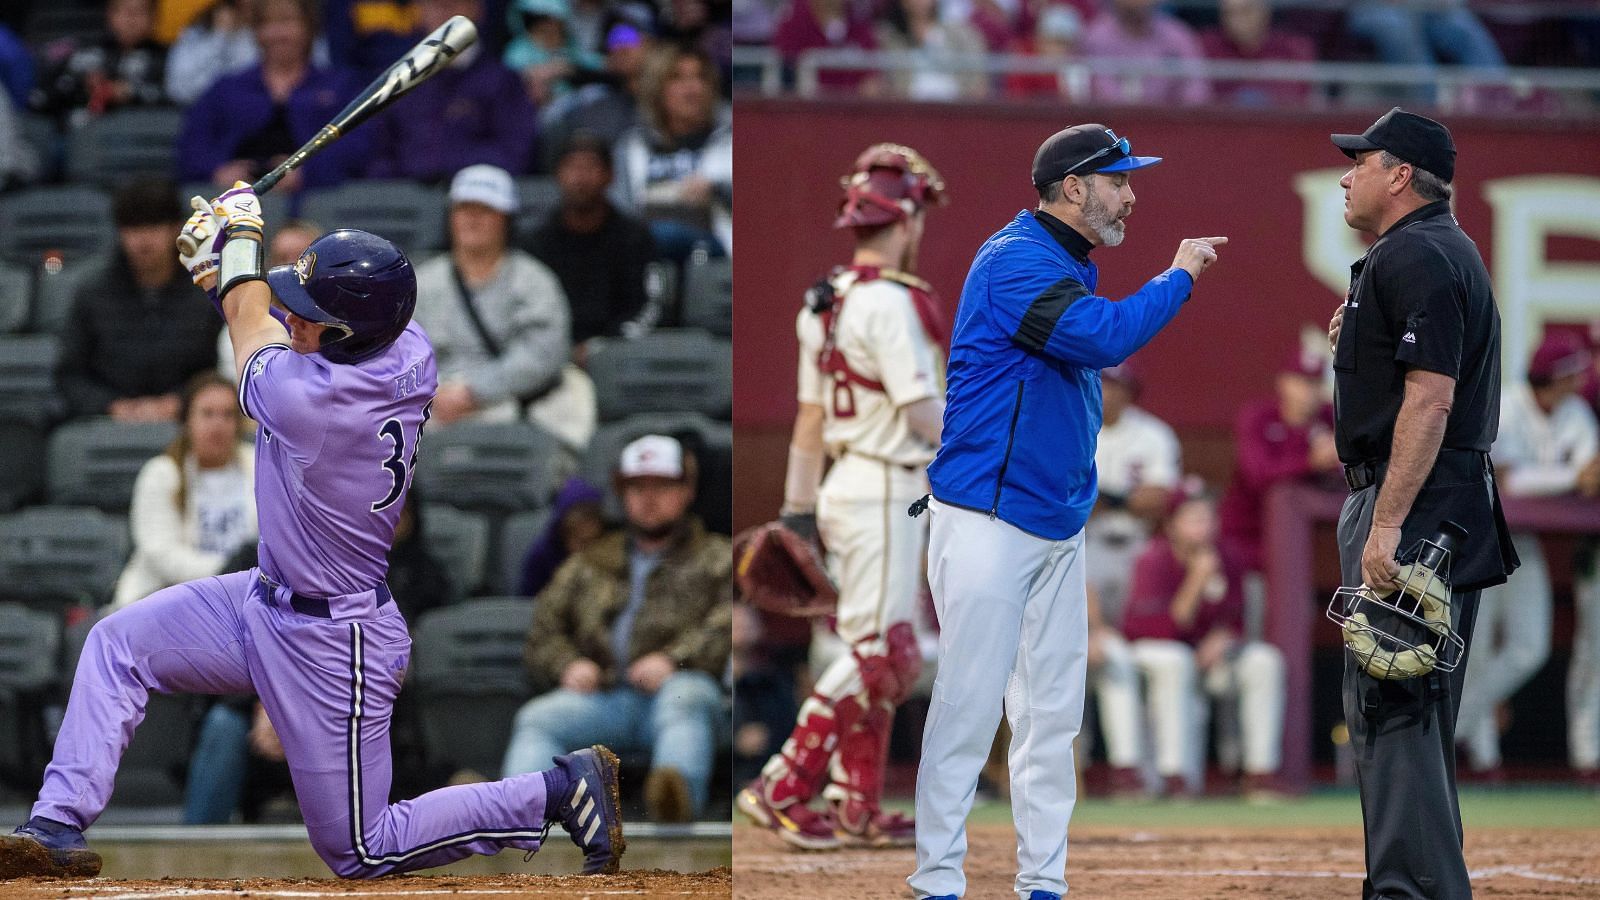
[0,867,731,898]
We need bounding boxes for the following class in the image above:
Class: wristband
[218,232,265,300]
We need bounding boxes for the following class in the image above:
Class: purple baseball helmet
[265,229,416,364]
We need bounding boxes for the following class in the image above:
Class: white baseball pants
[1458,532,1551,770]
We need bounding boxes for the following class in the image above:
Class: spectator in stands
[1578,358,1600,785]
[660,0,732,85]
[613,44,731,258]
[873,0,987,101]
[178,0,371,192]
[363,0,538,181]
[0,23,34,110]
[732,0,785,46]
[322,0,421,78]
[518,475,605,597]
[1346,0,1504,70]
[537,20,654,167]
[32,0,168,129]
[57,179,220,421]
[165,0,261,105]
[1003,3,1082,101]
[1084,361,1180,796]
[0,88,41,190]
[1217,345,1339,577]
[1200,0,1316,108]
[1459,332,1596,778]
[525,132,656,347]
[413,164,598,451]
[1119,488,1285,798]
[502,434,731,822]
[771,0,879,92]
[731,602,798,789]
[504,0,603,109]
[1081,0,1211,106]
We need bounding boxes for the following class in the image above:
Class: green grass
[893,788,1600,831]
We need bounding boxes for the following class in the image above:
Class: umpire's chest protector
[928,212,1104,541]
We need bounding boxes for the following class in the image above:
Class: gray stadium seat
[0,262,32,333]
[413,421,562,513]
[300,181,446,257]
[19,114,58,179]
[582,412,732,534]
[0,602,60,692]
[0,186,115,265]
[30,253,107,335]
[493,508,551,596]
[47,418,179,511]
[420,503,489,601]
[412,598,534,777]
[112,693,193,806]
[0,420,48,512]
[586,329,733,422]
[65,108,185,188]
[681,256,732,337]
[0,334,61,423]
[0,506,129,606]
[515,176,560,218]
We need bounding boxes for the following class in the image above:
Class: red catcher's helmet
[833,143,947,230]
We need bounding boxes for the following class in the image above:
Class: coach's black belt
[256,573,393,619]
[1343,448,1489,493]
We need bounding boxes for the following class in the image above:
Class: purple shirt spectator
[363,47,538,180]
[178,63,373,190]
[1082,0,1211,106]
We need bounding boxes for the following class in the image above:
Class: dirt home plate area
[735,825,1600,899]
[0,868,730,899]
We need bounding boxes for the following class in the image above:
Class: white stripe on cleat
[584,813,601,844]
[571,778,588,808]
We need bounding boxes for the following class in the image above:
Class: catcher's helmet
[834,143,947,229]
[265,229,416,364]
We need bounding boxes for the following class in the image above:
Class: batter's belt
[256,572,394,619]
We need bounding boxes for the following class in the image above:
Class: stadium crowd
[0,0,733,826]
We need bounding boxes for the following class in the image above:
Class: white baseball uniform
[1462,383,1597,769]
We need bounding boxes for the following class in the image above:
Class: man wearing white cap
[413,164,596,450]
[502,434,732,821]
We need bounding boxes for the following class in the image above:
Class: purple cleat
[550,745,626,874]
[0,817,102,878]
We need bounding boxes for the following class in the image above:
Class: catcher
[736,144,949,850]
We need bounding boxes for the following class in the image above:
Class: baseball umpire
[1326,108,1518,898]
[908,124,1225,900]
[0,184,623,879]
[737,144,949,850]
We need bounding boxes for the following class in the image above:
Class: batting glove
[210,180,265,239]
[177,196,223,285]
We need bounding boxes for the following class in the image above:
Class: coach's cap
[1032,124,1162,187]
[1527,331,1592,385]
[449,164,518,214]
[1331,107,1456,183]
[618,434,685,480]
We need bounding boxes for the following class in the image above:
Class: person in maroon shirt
[1199,0,1317,108]
[771,0,880,92]
[1120,489,1286,798]
[1218,345,1341,574]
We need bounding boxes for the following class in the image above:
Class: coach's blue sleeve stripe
[1011,276,1089,354]
[238,343,291,419]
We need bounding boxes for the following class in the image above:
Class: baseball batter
[737,144,948,850]
[0,184,623,880]
[909,124,1225,900]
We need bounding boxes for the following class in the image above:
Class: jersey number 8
[372,400,434,512]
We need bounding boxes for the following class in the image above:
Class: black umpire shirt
[1332,199,1517,590]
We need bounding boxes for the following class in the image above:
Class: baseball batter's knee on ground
[648,670,725,812]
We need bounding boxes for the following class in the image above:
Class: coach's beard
[1083,192,1126,247]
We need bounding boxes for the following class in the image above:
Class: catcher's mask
[833,143,947,230]
[1326,521,1468,680]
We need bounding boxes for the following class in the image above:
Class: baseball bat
[178,14,478,255]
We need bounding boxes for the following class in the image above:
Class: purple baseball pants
[33,569,551,877]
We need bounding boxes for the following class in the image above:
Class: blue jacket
[927,210,1194,540]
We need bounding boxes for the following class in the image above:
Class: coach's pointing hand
[1173,236,1228,282]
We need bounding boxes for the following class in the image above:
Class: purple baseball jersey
[33,319,559,877]
[240,321,437,598]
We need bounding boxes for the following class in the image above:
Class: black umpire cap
[1331,107,1456,183]
[1032,124,1162,188]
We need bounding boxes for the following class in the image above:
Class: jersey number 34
[372,400,434,513]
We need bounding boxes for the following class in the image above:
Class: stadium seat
[413,421,562,513]
[23,4,105,48]
[516,176,560,219]
[0,334,61,424]
[681,256,732,337]
[411,598,534,778]
[583,412,733,535]
[0,602,61,794]
[420,503,489,601]
[0,506,129,606]
[0,262,32,333]
[111,692,192,806]
[492,507,552,596]
[30,253,107,335]
[586,329,733,422]
[0,419,48,512]
[300,181,446,257]
[0,186,115,265]
[47,417,179,511]
[19,114,59,182]
[64,108,185,189]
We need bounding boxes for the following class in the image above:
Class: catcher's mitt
[733,520,838,617]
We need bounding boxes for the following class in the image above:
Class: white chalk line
[58,888,710,899]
